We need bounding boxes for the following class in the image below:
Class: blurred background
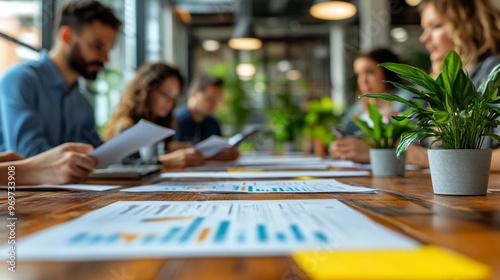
[2,0,498,152]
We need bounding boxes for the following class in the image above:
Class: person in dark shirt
[175,74,239,160]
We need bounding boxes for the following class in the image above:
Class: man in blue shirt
[175,74,224,143]
[175,74,238,160]
[0,0,121,157]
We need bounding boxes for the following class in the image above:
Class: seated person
[329,49,417,163]
[418,0,500,170]
[0,143,97,185]
[0,0,121,157]
[175,74,238,160]
[103,63,204,168]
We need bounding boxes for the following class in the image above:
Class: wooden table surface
[1,169,500,280]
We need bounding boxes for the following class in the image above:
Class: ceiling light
[229,0,262,50]
[228,37,262,51]
[391,27,409,43]
[405,0,422,7]
[202,40,220,52]
[236,64,256,79]
[286,70,302,81]
[277,60,292,72]
[310,1,357,20]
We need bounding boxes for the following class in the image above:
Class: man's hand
[18,143,98,185]
[159,148,205,168]
[0,151,25,162]
[209,147,240,161]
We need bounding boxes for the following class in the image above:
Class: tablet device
[227,126,265,147]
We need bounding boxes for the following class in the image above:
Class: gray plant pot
[369,149,406,177]
[428,149,492,195]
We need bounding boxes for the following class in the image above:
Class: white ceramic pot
[369,149,406,177]
[427,149,492,195]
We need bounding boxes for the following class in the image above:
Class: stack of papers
[0,184,121,191]
[160,170,370,179]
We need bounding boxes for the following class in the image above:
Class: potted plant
[362,50,500,195]
[353,103,415,176]
[303,97,340,157]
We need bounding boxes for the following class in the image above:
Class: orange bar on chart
[197,228,210,242]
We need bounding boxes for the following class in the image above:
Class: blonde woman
[419,0,500,82]
[405,0,500,168]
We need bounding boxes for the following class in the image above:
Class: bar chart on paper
[13,200,418,260]
[121,179,375,193]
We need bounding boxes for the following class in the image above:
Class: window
[0,0,42,76]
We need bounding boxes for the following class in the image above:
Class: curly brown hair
[103,62,184,141]
[419,0,500,67]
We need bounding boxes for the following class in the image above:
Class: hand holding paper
[90,120,175,168]
[194,135,229,158]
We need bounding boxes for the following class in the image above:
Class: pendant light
[310,0,357,20]
[228,0,262,50]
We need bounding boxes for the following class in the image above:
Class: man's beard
[68,42,104,80]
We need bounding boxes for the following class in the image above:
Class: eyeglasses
[160,91,178,102]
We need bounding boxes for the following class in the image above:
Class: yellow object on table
[292,245,491,280]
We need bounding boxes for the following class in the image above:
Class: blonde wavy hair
[420,0,500,67]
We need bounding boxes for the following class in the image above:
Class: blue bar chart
[14,200,418,260]
[122,179,375,194]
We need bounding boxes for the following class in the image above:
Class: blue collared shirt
[0,52,102,157]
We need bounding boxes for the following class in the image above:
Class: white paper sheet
[236,156,324,166]
[10,200,418,260]
[0,184,121,191]
[121,179,374,193]
[160,170,370,179]
[90,119,175,168]
[186,163,330,171]
[326,160,420,171]
[194,135,229,158]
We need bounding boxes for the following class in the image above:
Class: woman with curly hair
[404,0,500,168]
[419,0,500,83]
[104,62,204,168]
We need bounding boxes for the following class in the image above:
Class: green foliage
[362,50,500,157]
[208,62,250,134]
[89,68,123,133]
[353,104,415,149]
[267,94,305,142]
[303,97,340,145]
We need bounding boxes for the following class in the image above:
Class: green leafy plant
[361,50,500,157]
[267,78,306,143]
[353,104,415,149]
[208,62,250,135]
[303,97,340,145]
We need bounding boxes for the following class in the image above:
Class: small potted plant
[362,50,500,195]
[353,104,415,176]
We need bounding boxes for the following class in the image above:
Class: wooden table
[1,170,499,280]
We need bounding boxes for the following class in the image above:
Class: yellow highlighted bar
[293,245,491,280]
